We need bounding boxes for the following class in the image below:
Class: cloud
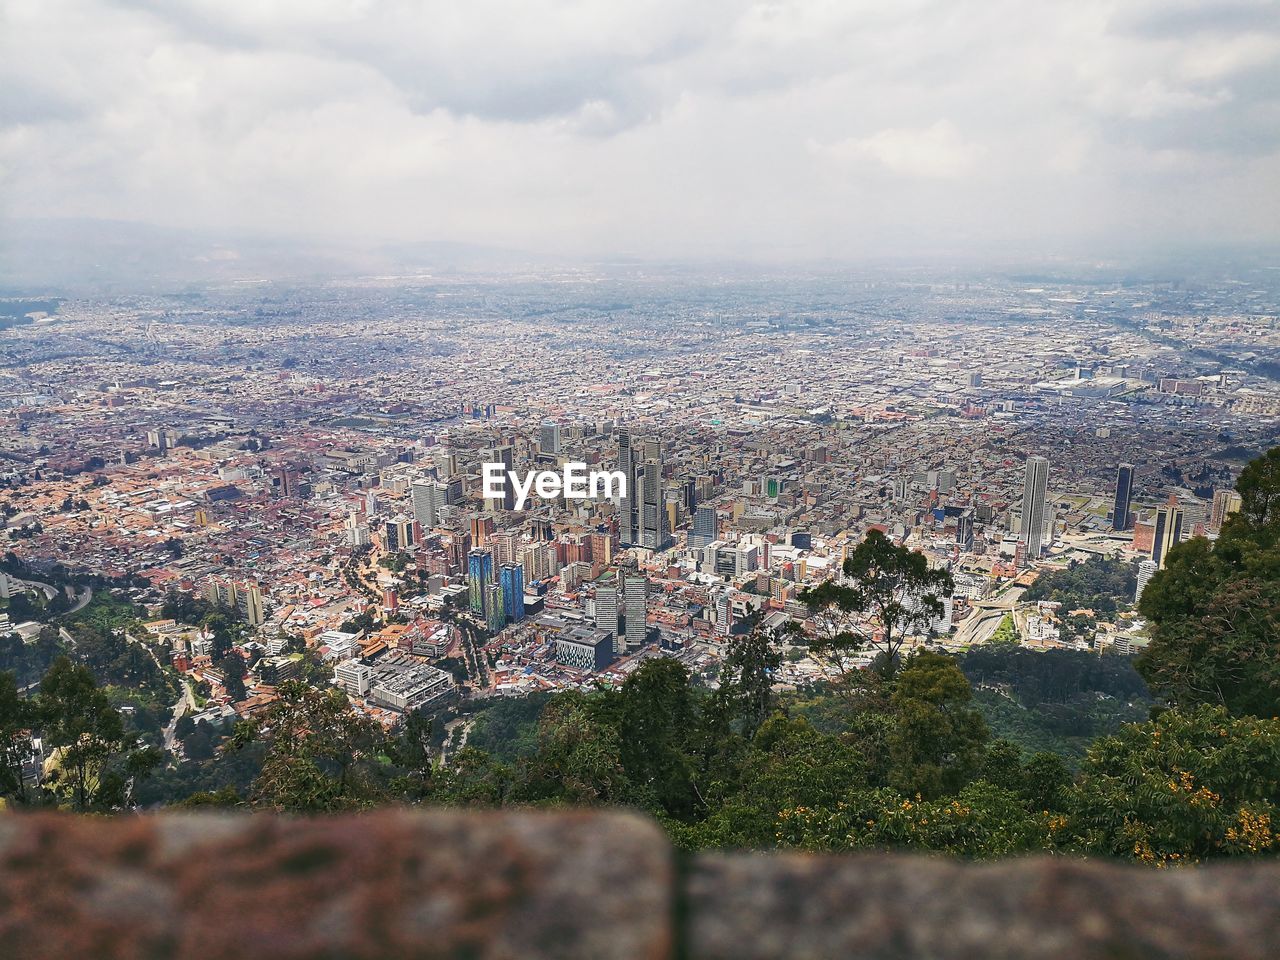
[814,122,986,180]
[0,0,1278,263]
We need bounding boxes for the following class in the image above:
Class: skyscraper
[1135,559,1158,602]
[1112,464,1134,531]
[1151,504,1184,568]
[1210,488,1242,532]
[1020,456,1049,563]
[468,548,493,615]
[594,575,622,653]
[539,421,561,456]
[623,572,647,649]
[485,582,506,632]
[689,504,717,549]
[617,428,637,545]
[499,562,525,623]
[618,428,670,551]
[410,478,446,531]
[486,445,516,510]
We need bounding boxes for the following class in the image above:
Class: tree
[887,652,988,798]
[615,658,697,817]
[515,691,629,806]
[388,708,436,801]
[0,671,36,805]
[1065,706,1280,863]
[37,657,128,811]
[1233,446,1280,544]
[717,620,784,739]
[1138,446,1280,717]
[801,530,953,679]
[232,680,386,812]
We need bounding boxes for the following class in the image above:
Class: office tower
[487,445,516,510]
[1020,456,1050,564]
[1151,504,1184,568]
[713,588,734,636]
[623,572,646,650]
[618,428,637,545]
[1112,464,1134,531]
[469,514,494,548]
[967,371,983,388]
[343,513,371,548]
[468,549,493,615]
[1210,488,1242,532]
[485,583,506,632]
[410,478,446,530]
[617,430,668,549]
[499,562,525,623]
[594,576,622,652]
[539,421,562,456]
[274,464,300,499]
[682,478,698,514]
[689,504,717,549]
[955,509,974,550]
[386,514,415,552]
[1135,559,1158,603]
[640,457,669,550]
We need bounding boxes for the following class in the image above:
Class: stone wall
[1,810,1276,959]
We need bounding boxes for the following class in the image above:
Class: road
[951,587,1024,647]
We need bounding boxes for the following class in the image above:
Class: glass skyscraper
[468,548,493,615]
[1112,464,1134,531]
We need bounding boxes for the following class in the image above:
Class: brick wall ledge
[1,810,1277,959]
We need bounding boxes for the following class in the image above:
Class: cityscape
[4,0,1280,957]
[1,267,1277,762]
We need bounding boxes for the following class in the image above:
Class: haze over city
[3,0,1280,279]
[3,4,1280,960]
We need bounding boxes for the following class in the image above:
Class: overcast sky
[2,0,1278,264]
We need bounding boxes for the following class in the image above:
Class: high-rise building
[343,513,371,548]
[485,583,506,632]
[519,541,558,583]
[468,548,493,615]
[410,478,447,531]
[617,428,637,545]
[489,530,519,566]
[712,587,734,636]
[1112,464,1134,531]
[1210,488,1242,532]
[539,421,562,456]
[1151,504,1184,568]
[593,575,622,652]
[499,562,525,623]
[689,504,717,549]
[1135,559,1158,603]
[385,514,416,552]
[204,578,264,627]
[486,445,516,511]
[623,572,647,649]
[469,514,495,548]
[617,430,671,551]
[1020,456,1050,563]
